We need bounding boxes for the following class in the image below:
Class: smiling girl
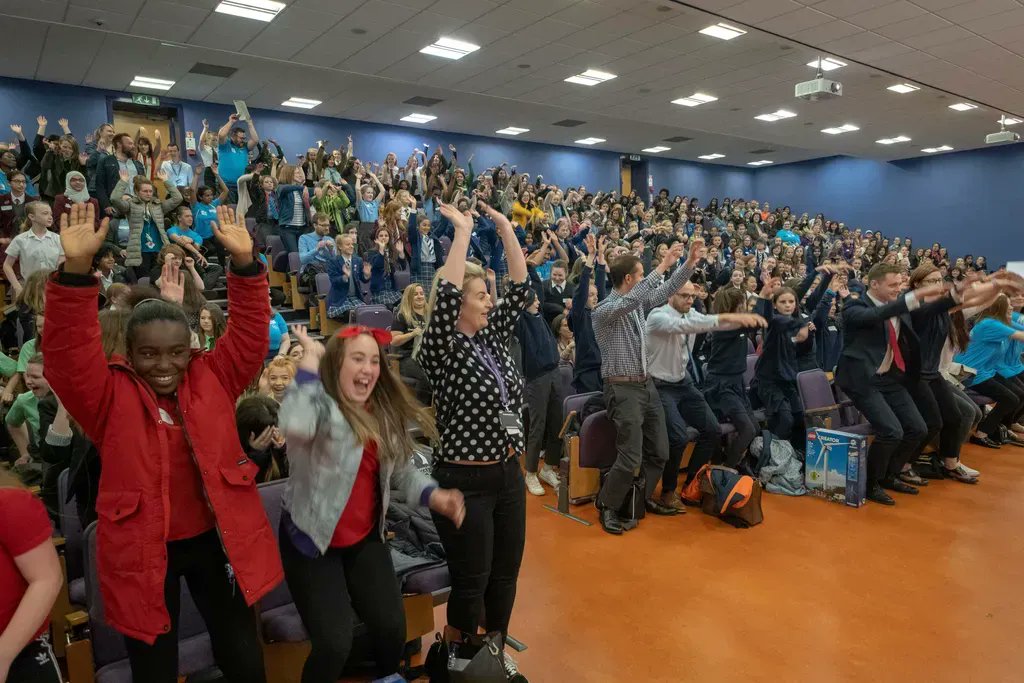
[278,324,463,683]
[42,203,281,682]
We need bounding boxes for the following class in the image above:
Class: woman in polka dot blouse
[415,200,530,672]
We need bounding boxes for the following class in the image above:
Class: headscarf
[64,171,90,203]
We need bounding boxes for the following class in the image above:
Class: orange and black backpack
[684,464,764,528]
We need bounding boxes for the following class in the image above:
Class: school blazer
[835,294,921,388]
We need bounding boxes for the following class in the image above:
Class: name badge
[499,410,522,436]
[828,325,838,332]
[0,205,10,212]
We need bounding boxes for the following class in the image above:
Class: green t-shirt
[16,338,37,374]
[6,390,39,433]
[0,351,16,378]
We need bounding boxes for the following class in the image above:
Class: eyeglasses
[677,293,696,300]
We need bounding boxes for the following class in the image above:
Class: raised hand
[60,203,110,273]
[202,118,209,128]
[228,113,239,123]
[184,256,195,270]
[661,242,685,270]
[36,115,46,127]
[119,168,129,182]
[79,152,89,165]
[291,324,326,369]
[9,124,21,137]
[480,203,514,239]
[159,260,185,305]
[157,168,169,182]
[439,202,473,237]
[211,205,253,266]
[58,117,70,131]
[685,237,706,266]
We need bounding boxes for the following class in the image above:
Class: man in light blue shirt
[159,143,193,191]
[298,214,335,273]
[216,113,258,202]
[645,280,765,510]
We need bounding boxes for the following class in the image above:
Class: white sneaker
[958,461,980,477]
[503,652,528,682]
[524,472,544,496]
[538,465,560,489]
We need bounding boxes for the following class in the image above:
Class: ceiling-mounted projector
[795,78,842,101]
[986,130,1020,144]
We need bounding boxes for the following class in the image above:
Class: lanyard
[472,340,508,407]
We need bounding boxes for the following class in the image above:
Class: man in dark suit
[541,259,575,322]
[835,263,950,505]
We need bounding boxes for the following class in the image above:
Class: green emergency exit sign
[131,93,161,106]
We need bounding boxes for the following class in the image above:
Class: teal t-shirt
[141,218,162,253]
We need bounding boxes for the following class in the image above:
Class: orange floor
[444,443,1024,683]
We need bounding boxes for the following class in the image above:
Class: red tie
[887,320,905,372]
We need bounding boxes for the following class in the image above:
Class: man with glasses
[646,281,766,511]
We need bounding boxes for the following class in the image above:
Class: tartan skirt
[370,279,402,306]
[412,263,436,292]
[327,295,364,319]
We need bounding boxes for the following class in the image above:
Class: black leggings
[279,524,405,683]
[124,530,266,683]
[973,374,1024,435]
[432,458,526,647]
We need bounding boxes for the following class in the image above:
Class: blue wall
[751,145,1024,265]
[0,76,630,191]
[1,76,1018,263]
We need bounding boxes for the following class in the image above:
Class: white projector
[795,78,842,101]
[985,130,1020,144]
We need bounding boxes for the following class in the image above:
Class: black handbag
[425,628,507,683]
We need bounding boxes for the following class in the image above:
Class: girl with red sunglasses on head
[277,324,464,683]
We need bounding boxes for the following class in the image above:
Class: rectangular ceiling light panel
[131,76,175,90]
[672,93,717,107]
[642,146,671,153]
[420,37,480,60]
[402,113,437,123]
[699,23,746,40]
[282,97,321,109]
[575,137,606,145]
[215,0,284,22]
[698,153,725,160]
[496,127,529,135]
[807,57,846,71]
[565,70,616,86]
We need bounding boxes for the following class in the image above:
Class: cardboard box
[805,428,868,507]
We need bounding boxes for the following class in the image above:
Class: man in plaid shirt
[592,237,706,534]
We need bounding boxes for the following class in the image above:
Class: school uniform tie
[887,320,906,372]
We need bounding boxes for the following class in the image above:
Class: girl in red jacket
[42,202,283,682]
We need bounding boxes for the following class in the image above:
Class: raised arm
[217,114,238,145]
[246,116,259,149]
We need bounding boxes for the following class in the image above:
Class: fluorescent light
[821,123,859,135]
[887,83,919,94]
[876,135,912,145]
[921,145,954,153]
[642,146,671,153]
[214,0,284,22]
[948,102,977,111]
[671,92,717,107]
[747,160,774,166]
[130,76,175,91]
[807,57,846,71]
[575,137,605,145]
[401,113,437,124]
[699,22,746,40]
[419,37,480,60]
[698,153,725,160]
[282,97,321,109]
[495,127,529,136]
[565,70,616,86]
[999,116,1022,125]
[754,109,797,122]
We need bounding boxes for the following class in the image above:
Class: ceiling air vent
[403,96,443,107]
[663,135,693,142]
[748,147,775,154]
[553,119,586,127]
[188,63,237,78]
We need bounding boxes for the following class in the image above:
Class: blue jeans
[279,225,304,254]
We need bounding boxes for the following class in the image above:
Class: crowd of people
[0,110,1022,683]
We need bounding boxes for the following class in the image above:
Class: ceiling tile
[473,4,544,32]
[875,12,953,39]
[70,0,143,14]
[825,30,891,52]
[397,10,468,39]
[129,18,197,41]
[35,24,100,84]
[802,19,862,41]
[188,13,264,52]
[547,0,621,27]
[65,4,134,33]
[937,0,1020,24]
[760,7,833,32]
[901,0,969,9]
[429,0,498,22]
[721,0,803,23]
[292,24,370,67]
[137,0,208,28]
[810,0,894,19]
[902,25,974,49]
[845,1,924,30]
[504,0,580,16]
[0,0,68,22]
[242,39,306,61]
[964,7,1024,35]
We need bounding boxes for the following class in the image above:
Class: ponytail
[20,201,47,233]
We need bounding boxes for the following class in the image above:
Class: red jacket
[42,265,283,645]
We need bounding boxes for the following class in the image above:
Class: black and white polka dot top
[416,279,529,463]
